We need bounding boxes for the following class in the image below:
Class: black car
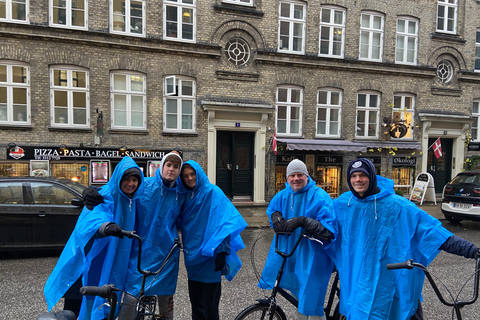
[0,176,86,251]
[441,170,480,223]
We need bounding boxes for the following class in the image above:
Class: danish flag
[432,137,442,159]
[272,129,277,155]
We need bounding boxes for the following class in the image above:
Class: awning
[277,139,367,152]
[359,141,422,150]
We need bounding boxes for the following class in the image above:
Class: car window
[0,182,24,204]
[31,182,77,205]
[451,174,480,184]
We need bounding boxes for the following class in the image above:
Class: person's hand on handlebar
[284,216,334,242]
[271,211,287,234]
[103,222,124,238]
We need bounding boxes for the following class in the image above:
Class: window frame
[359,11,384,62]
[436,0,457,34]
[318,6,345,58]
[475,29,480,72]
[49,0,87,30]
[392,93,415,140]
[110,0,146,37]
[163,0,196,43]
[316,88,342,138]
[472,99,480,141]
[50,65,90,128]
[110,71,147,130]
[278,0,306,54]
[0,61,30,125]
[276,85,303,137]
[355,91,380,139]
[395,16,418,65]
[163,75,196,133]
[222,0,253,6]
[0,0,29,23]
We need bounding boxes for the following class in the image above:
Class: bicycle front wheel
[234,303,287,320]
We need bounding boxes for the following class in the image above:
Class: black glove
[285,216,334,242]
[214,252,227,272]
[271,211,287,234]
[104,223,123,238]
[473,248,480,260]
[82,186,104,210]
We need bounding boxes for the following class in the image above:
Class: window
[111,72,146,130]
[437,0,457,34]
[475,30,480,72]
[163,76,195,132]
[392,94,415,139]
[226,38,250,66]
[50,66,89,127]
[111,0,145,36]
[437,59,453,83]
[222,0,253,5]
[356,92,379,138]
[0,62,29,125]
[164,0,195,42]
[319,6,345,58]
[316,88,341,137]
[278,1,306,54]
[50,0,86,29]
[359,12,384,61]
[276,86,302,136]
[0,0,28,22]
[396,17,418,65]
[472,100,480,141]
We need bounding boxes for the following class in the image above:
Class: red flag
[433,137,442,159]
[272,129,277,155]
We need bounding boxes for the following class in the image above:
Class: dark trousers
[187,279,221,320]
[411,300,424,320]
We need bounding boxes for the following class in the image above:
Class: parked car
[441,170,480,223]
[0,176,86,251]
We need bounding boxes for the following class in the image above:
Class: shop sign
[276,155,305,163]
[358,156,381,164]
[7,146,170,161]
[316,155,343,164]
[468,142,480,151]
[393,157,416,165]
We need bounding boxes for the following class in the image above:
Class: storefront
[315,155,342,198]
[3,145,170,186]
[392,156,417,196]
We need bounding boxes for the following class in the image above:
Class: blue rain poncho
[258,177,336,316]
[123,153,184,296]
[327,175,453,320]
[177,160,247,283]
[43,156,144,320]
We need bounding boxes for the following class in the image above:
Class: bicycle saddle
[36,310,77,320]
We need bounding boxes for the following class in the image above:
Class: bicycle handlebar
[80,284,119,299]
[274,232,322,258]
[386,259,414,270]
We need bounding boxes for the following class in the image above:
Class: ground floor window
[392,166,414,196]
[51,162,89,186]
[275,165,287,193]
[0,162,29,176]
[315,166,340,198]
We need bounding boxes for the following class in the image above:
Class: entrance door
[216,131,254,200]
[427,137,452,193]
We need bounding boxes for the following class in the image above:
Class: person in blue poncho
[259,159,337,320]
[327,158,480,320]
[43,156,144,320]
[177,160,247,320]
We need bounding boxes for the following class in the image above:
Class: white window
[392,94,415,139]
[396,17,418,65]
[475,30,480,72]
[472,100,480,141]
[111,72,146,130]
[111,0,145,36]
[316,88,341,137]
[359,12,384,61]
[0,0,29,23]
[222,0,253,6]
[356,92,379,138]
[163,76,195,132]
[49,0,87,29]
[276,86,302,136]
[50,66,89,127]
[278,1,306,54]
[164,0,195,42]
[0,62,29,125]
[319,6,345,58]
[437,0,457,34]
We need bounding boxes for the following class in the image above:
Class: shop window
[52,163,89,186]
[392,166,413,196]
[275,165,287,193]
[315,166,340,198]
[0,162,28,176]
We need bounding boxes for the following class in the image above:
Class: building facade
[1,0,480,203]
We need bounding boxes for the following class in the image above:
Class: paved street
[2,202,480,319]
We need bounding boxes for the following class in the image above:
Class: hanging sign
[410,172,436,205]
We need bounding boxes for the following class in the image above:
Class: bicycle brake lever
[305,234,324,245]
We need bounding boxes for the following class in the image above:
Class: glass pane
[131,95,143,111]
[277,119,286,133]
[54,70,68,87]
[72,0,85,9]
[12,66,27,83]
[181,100,192,115]
[394,96,402,108]
[112,13,125,31]
[293,5,303,19]
[72,9,85,27]
[181,114,192,129]
[131,0,142,18]
[131,18,142,33]
[277,88,288,102]
[317,122,326,134]
[0,2,5,19]
[166,22,177,37]
[373,16,382,29]
[330,121,338,135]
[73,108,86,124]
[72,71,86,88]
[166,99,177,114]
[476,31,480,43]
[405,96,412,109]
[321,8,331,23]
[291,106,300,120]
[408,21,416,34]
[397,36,405,50]
[73,92,86,108]
[114,74,126,91]
[331,109,339,121]
[54,90,68,107]
[277,105,287,119]
[181,80,193,96]
[361,14,370,28]
[317,108,326,120]
[131,75,143,92]
[318,91,327,104]
[182,8,193,23]
[293,22,302,37]
[369,95,378,108]
[320,40,329,55]
[54,107,68,123]
[114,94,126,110]
[0,87,6,103]
[334,10,343,25]
[13,105,26,121]
[166,114,177,128]
[114,110,127,126]
[280,3,290,18]
[290,120,299,133]
[331,92,340,105]
[320,27,330,41]
[291,89,301,103]
[357,110,365,122]
[473,102,479,114]
[131,111,143,127]
[0,103,7,121]
[12,87,26,104]
[113,0,125,14]
[166,5,177,21]
[397,19,405,33]
[53,8,67,25]
[182,24,193,40]
[0,65,6,82]
[279,21,289,37]
[358,94,366,107]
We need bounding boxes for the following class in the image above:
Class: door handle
[227,164,232,170]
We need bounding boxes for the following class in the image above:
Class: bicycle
[37,229,182,320]
[234,231,344,320]
[387,256,480,320]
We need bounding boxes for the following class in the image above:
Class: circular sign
[390,124,408,139]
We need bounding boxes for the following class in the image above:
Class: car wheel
[444,215,463,223]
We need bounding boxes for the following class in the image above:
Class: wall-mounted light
[7,142,16,150]
[119,146,127,152]
[59,144,68,154]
